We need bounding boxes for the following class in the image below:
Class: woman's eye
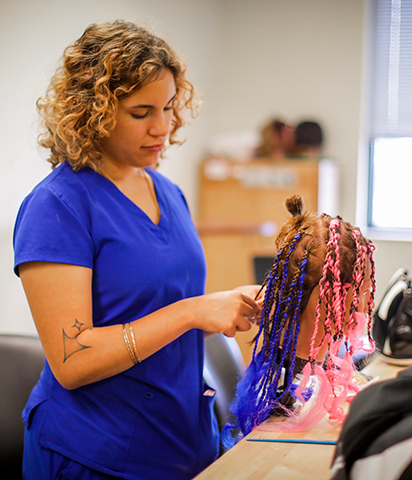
[164,105,173,111]
[131,112,148,119]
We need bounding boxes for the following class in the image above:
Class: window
[370,137,412,229]
[367,0,412,234]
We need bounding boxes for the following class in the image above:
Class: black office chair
[253,255,274,285]
[204,334,245,432]
[0,334,45,479]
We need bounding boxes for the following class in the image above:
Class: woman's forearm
[19,262,259,390]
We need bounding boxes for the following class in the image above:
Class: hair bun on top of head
[285,195,304,217]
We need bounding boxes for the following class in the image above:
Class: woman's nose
[149,112,171,137]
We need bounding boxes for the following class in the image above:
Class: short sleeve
[13,185,94,276]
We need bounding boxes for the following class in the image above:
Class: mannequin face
[295,285,326,362]
[355,261,373,314]
[295,260,373,363]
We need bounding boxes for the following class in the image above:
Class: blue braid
[256,236,302,404]
[249,240,296,377]
[265,311,297,404]
[269,238,298,332]
[221,234,310,449]
[260,274,300,402]
[222,248,307,448]
[264,234,301,353]
[283,256,308,398]
[256,245,286,355]
[257,254,308,422]
[266,260,306,405]
[253,274,275,357]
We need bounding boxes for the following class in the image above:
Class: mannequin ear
[296,286,328,362]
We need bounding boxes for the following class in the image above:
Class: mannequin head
[224,195,375,446]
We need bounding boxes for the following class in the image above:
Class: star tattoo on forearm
[62,319,91,363]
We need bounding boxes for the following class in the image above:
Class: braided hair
[222,195,375,447]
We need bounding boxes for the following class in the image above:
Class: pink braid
[311,280,327,360]
[349,230,376,351]
[348,230,366,334]
[288,220,339,430]
[329,220,345,336]
[366,244,377,337]
[310,219,340,360]
[311,220,368,424]
[324,220,353,418]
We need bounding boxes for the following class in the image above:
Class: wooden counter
[194,355,404,480]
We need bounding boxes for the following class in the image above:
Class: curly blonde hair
[37,20,199,171]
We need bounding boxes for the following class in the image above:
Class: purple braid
[264,270,302,400]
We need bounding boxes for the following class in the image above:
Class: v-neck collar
[96,167,166,229]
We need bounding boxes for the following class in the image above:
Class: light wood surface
[361,353,405,381]
[194,355,404,480]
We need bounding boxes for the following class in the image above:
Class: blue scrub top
[14,162,219,479]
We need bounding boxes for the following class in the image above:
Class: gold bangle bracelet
[128,323,141,363]
[122,324,138,365]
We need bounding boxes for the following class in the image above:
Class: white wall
[209,0,364,222]
[1,0,411,334]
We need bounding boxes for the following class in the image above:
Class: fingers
[234,284,266,310]
[240,291,259,310]
[222,292,260,337]
[223,317,251,338]
[234,284,262,300]
[192,289,262,337]
[239,292,261,322]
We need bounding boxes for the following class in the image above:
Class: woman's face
[100,69,176,170]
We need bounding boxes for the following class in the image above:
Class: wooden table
[194,355,404,480]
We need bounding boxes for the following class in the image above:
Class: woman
[222,195,376,448]
[14,20,261,479]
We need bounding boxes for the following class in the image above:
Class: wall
[209,0,364,222]
[1,0,410,334]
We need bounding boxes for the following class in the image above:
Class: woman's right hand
[185,290,260,337]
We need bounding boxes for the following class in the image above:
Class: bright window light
[370,137,412,229]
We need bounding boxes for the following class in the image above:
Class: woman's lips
[142,144,164,153]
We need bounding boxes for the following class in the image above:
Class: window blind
[371,0,412,137]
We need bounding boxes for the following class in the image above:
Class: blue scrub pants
[23,425,119,480]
